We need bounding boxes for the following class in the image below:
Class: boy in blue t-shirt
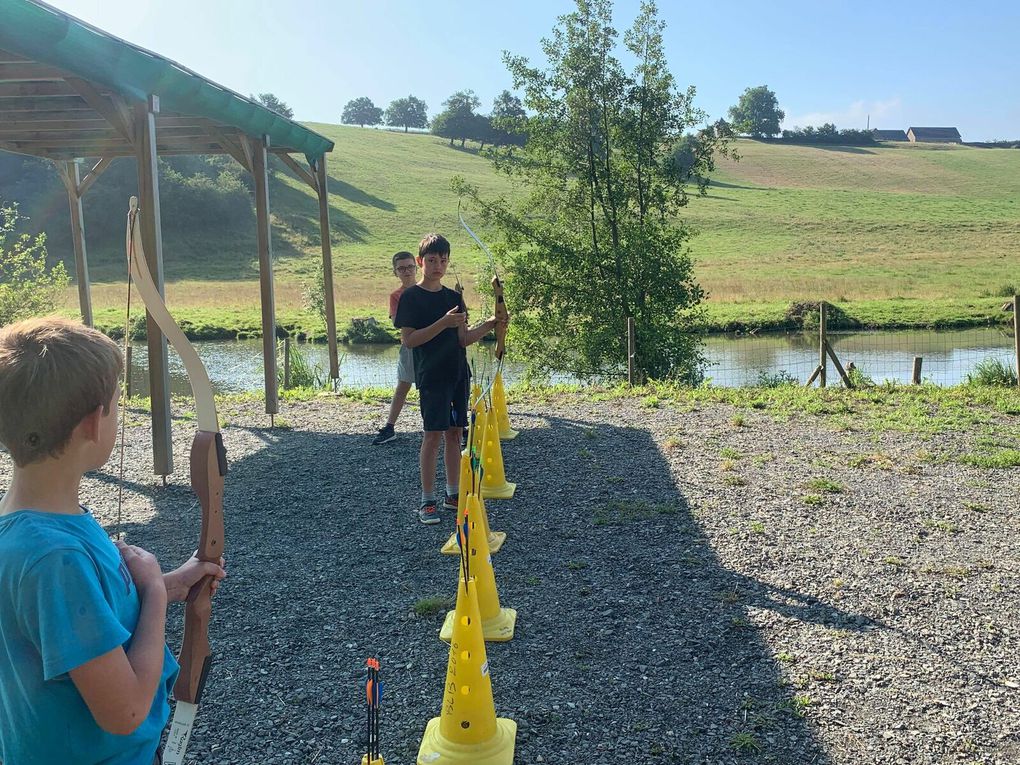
[0,318,226,765]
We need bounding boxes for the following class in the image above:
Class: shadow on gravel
[92,408,872,764]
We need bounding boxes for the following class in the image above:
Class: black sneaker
[418,500,441,525]
[372,424,396,445]
[444,493,459,511]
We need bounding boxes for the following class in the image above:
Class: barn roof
[872,129,908,141]
[907,127,962,142]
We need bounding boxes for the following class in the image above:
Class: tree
[491,90,527,147]
[727,85,784,138]
[431,90,480,147]
[455,0,731,382]
[0,204,69,326]
[341,97,383,128]
[253,92,294,120]
[384,95,429,132]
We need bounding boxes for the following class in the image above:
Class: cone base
[441,531,506,556]
[440,607,517,643]
[481,481,516,500]
[360,757,385,765]
[498,428,519,441]
[417,716,517,765]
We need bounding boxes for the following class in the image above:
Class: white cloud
[782,98,903,131]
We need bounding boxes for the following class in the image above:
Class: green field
[14,127,1020,332]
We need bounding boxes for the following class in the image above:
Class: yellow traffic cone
[441,450,506,555]
[441,496,516,642]
[417,577,517,765]
[491,370,519,441]
[441,491,506,555]
[480,403,515,499]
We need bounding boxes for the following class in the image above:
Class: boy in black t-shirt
[394,234,502,525]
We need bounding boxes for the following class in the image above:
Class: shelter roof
[0,0,333,161]
[907,127,962,141]
[872,129,908,141]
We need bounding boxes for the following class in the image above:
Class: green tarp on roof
[0,0,334,162]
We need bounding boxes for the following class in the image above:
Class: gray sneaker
[444,493,459,511]
[372,424,396,445]
[418,500,440,525]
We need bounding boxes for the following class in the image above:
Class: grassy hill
[4,126,1019,333]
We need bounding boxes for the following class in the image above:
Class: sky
[42,0,1020,141]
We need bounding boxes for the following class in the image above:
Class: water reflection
[126,327,1016,397]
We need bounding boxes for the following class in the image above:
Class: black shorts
[419,376,469,432]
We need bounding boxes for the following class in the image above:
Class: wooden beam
[0,128,121,141]
[249,135,279,415]
[0,96,91,111]
[315,156,339,380]
[77,157,114,197]
[61,161,94,326]
[0,118,112,132]
[0,63,68,81]
[0,109,99,125]
[198,121,251,172]
[135,99,173,476]
[824,341,853,388]
[0,49,31,64]
[278,153,318,192]
[65,77,133,141]
[0,81,78,97]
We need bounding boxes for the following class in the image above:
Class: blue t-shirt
[0,509,178,765]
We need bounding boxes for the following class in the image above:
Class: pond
[124,327,1017,397]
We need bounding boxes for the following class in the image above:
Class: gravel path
[4,393,1018,764]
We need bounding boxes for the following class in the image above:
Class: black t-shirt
[393,285,468,387]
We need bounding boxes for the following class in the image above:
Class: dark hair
[392,251,414,269]
[418,234,451,259]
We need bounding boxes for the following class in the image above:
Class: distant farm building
[872,129,908,142]
[907,127,962,143]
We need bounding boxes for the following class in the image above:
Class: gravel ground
[5,393,1018,764]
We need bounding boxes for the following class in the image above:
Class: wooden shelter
[0,0,340,476]
[907,127,962,143]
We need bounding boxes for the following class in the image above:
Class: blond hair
[0,317,122,466]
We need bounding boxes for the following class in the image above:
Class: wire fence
[126,308,1019,397]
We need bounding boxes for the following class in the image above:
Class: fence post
[125,344,133,398]
[626,317,636,386]
[1014,295,1019,388]
[818,301,827,388]
[283,337,291,390]
[912,356,923,385]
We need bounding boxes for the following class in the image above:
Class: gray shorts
[397,344,415,384]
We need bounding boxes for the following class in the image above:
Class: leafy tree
[471,114,495,149]
[384,95,429,132]
[456,0,731,382]
[0,203,69,326]
[253,92,294,120]
[341,97,383,127]
[431,90,480,147]
[490,90,527,147]
[728,85,784,138]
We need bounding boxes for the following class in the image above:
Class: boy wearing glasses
[394,234,502,525]
[372,251,419,445]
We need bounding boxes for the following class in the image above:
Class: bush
[754,369,798,387]
[340,317,398,344]
[966,358,1018,387]
[0,203,69,326]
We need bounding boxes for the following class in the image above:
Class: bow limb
[458,211,509,362]
[126,198,226,718]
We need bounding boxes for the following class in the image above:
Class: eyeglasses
[395,265,416,273]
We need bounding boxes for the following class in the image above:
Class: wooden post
[315,156,340,381]
[1014,296,1019,388]
[135,97,173,477]
[626,317,636,386]
[283,337,291,389]
[61,161,94,327]
[824,342,854,388]
[912,356,923,385]
[818,301,827,388]
[250,136,279,415]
